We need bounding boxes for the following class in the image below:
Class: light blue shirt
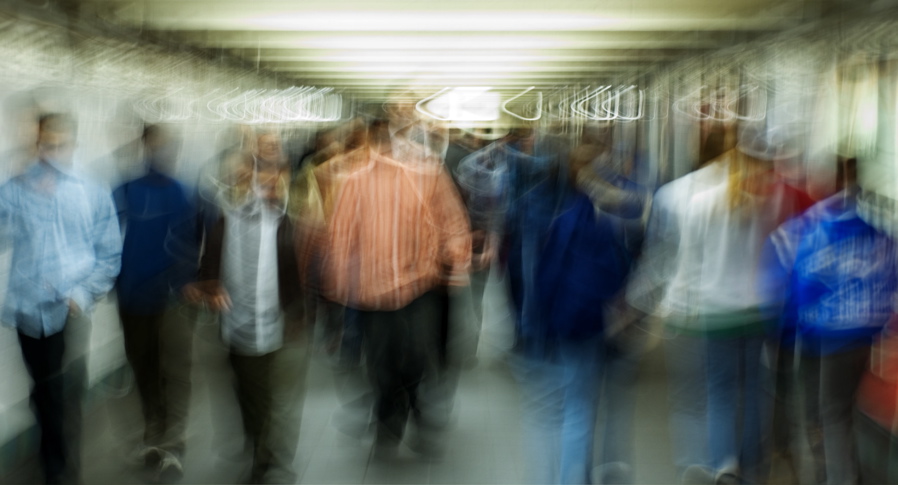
[0,161,122,338]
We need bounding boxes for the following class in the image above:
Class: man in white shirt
[185,131,309,484]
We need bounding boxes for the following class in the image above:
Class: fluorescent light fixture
[243,12,626,32]
[417,87,501,121]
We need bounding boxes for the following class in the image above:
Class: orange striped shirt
[320,149,472,311]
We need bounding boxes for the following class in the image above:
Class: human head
[727,125,779,208]
[836,155,858,191]
[254,130,285,165]
[568,144,597,182]
[507,125,536,154]
[252,159,289,205]
[142,124,181,173]
[37,113,77,168]
[383,89,419,128]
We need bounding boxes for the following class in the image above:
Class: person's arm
[68,191,123,315]
[757,217,806,344]
[0,184,12,252]
[454,149,508,269]
[623,190,676,318]
[112,183,128,235]
[182,215,231,311]
[433,169,473,287]
[290,164,326,292]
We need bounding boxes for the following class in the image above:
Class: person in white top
[185,130,310,484]
[654,124,810,485]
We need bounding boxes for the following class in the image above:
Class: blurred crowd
[1,91,898,485]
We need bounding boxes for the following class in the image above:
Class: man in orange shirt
[314,119,471,459]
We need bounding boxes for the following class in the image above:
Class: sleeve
[758,226,798,313]
[576,170,646,220]
[69,191,123,313]
[112,183,128,232]
[623,188,679,316]
[198,217,225,282]
[432,169,472,286]
[323,177,361,305]
[757,216,806,341]
[291,165,327,291]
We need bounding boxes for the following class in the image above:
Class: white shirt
[220,200,284,355]
[625,160,729,319]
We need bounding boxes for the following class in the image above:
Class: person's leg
[361,307,409,451]
[363,292,441,454]
[664,331,710,476]
[119,311,166,450]
[510,353,564,485]
[330,301,377,440]
[321,298,345,356]
[766,345,802,484]
[739,336,770,484]
[460,267,490,363]
[402,293,443,454]
[559,336,603,485]
[339,305,364,369]
[819,346,871,485]
[797,353,827,485]
[61,311,90,484]
[705,337,741,476]
[595,343,641,484]
[229,352,275,482]
[853,411,890,485]
[263,304,312,484]
[433,288,451,369]
[18,330,67,484]
[158,303,196,462]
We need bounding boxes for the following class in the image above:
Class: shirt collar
[389,120,416,139]
[25,159,76,180]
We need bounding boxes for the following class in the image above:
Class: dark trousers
[230,352,275,482]
[435,288,451,368]
[119,304,195,456]
[359,292,440,445]
[817,346,871,485]
[228,334,311,485]
[465,267,490,360]
[18,330,69,484]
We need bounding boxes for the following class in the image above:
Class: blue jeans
[512,336,604,485]
[664,330,710,473]
[705,335,771,483]
[595,343,642,483]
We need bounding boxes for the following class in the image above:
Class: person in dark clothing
[113,124,199,481]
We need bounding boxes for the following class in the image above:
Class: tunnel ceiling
[68,0,866,100]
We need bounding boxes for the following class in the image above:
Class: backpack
[536,191,630,340]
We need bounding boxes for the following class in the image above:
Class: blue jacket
[114,169,199,315]
[761,192,897,355]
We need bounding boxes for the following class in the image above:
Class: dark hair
[142,124,163,143]
[38,113,77,138]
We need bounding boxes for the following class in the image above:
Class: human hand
[182,281,232,312]
[474,233,498,271]
[68,299,81,317]
[182,283,205,305]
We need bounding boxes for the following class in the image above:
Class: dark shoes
[141,447,184,483]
